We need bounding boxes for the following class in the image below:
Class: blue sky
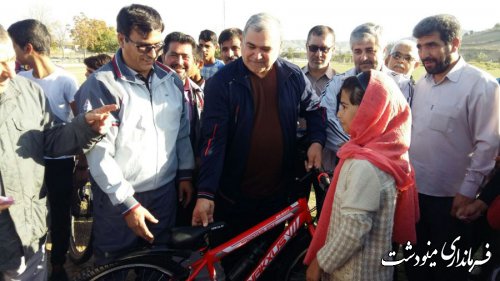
[1,0,498,42]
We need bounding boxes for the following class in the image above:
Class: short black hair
[340,71,371,106]
[163,32,196,54]
[8,19,51,55]
[413,14,461,44]
[218,28,242,46]
[198,29,217,45]
[193,45,204,64]
[84,54,112,70]
[307,25,335,44]
[116,4,164,37]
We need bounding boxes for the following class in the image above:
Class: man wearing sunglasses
[301,25,337,174]
[75,4,194,265]
[303,25,337,98]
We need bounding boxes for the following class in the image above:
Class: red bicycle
[75,170,330,281]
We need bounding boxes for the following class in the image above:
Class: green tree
[91,27,119,53]
[477,52,488,62]
[71,13,118,56]
[281,47,296,59]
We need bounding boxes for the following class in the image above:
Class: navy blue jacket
[197,57,326,201]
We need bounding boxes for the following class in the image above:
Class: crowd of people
[0,3,499,281]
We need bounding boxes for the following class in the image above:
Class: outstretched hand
[84,104,119,134]
[124,205,158,243]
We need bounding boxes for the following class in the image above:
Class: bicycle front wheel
[274,228,312,281]
[75,262,180,281]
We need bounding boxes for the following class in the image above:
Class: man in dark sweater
[191,12,326,277]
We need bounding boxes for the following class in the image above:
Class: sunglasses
[126,36,164,54]
[307,45,332,53]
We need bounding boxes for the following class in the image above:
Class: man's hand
[178,181,193,208]
[84,104,119,134]
[124,205,158,243]
[0,196,14,212]
[305,142,323,171]
[457,199,488,223]
[192,198,214,227]
[306,257,321,281]
[451,193,474,217]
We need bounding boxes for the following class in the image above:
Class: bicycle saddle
[168,222,226,250]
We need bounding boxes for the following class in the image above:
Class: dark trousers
[45,157,75,266]
[404,193,474,281]
[92,181,177,265]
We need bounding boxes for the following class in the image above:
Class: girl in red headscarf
[305,70,419,281]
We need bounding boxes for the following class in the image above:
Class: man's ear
[451,37,461,53]
[117,33,126,48]
[160,53,167,64]
[24,43,34,54]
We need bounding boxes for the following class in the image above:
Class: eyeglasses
[307,45,332,53]
[390,52,415,63]
[126,36,164,54]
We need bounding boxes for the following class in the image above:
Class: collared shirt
[302,64,336,97]
[184,79,204,157]
[301,64,337,171]
[410,57,499,198]
[124,65,154,90]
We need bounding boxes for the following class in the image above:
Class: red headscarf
[304,70,419,264]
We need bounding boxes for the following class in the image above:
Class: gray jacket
[0,75,101,268]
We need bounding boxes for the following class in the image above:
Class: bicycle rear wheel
[69,215,93,264]
[69,182,94,264]
[76,263,175,281]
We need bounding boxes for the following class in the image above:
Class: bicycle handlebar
[297,168,332,191]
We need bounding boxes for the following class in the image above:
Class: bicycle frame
[184,197,315,281]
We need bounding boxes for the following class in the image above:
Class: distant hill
[282,24,500,62]
[461,24,500,62]
[281,40,350,53]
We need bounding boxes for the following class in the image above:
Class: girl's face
[337,90,359,134]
